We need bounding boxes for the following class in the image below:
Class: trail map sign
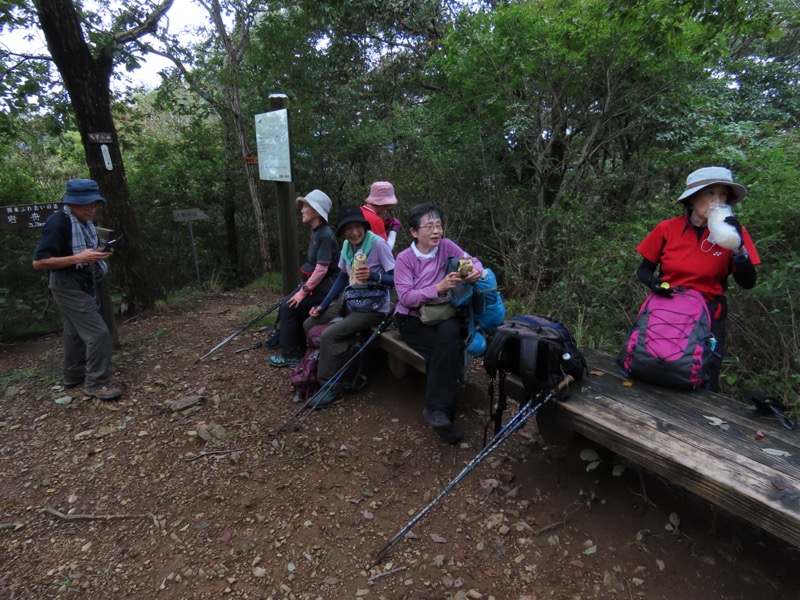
[1,203,60,231]
[172,208,209,222]
[254,109,292,182]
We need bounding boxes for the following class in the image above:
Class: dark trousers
[278,294,319,358]
[396,315,463,418]
[278,281,335,358]
[707,316,727,393]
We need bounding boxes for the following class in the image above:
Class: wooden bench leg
[387,354,408,379]
[536,405,575,445]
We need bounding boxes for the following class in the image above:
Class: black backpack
[483,315,587,437]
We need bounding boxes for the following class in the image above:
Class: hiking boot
[423,408,452,428]
[310,388,343,409]
[84,384,122,401]
[63,379,84,389]
[268,355,301,368]
[435,422,464,445]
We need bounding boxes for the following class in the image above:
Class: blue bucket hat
[62,179,106,205]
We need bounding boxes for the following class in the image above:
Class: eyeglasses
[417,223,443,232]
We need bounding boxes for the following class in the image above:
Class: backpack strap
[518,336,540,397]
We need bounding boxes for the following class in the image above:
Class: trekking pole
[195,291,293,364]
[286,315,395,432]
[371,375,573,566]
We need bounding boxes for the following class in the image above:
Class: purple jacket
[394,238,483,316]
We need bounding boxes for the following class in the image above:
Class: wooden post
[269,94,300,295]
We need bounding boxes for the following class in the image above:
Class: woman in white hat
[269,190,340,368]
[635,166,761,391]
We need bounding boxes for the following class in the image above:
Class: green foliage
[0,367,35,393]
[1,0,798,419]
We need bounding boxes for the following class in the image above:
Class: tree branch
[113,0,175,46]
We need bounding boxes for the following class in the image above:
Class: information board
[254,109,292,182]
[1,203,61,231]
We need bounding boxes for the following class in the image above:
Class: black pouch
[343,283,390,313]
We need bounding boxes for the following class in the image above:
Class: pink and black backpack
[617,288,717,390]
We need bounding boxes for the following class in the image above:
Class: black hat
[336,205,371,235]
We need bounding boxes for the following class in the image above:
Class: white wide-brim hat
[297,189,332,222]
[676,166,747,206]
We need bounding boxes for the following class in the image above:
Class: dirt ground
[1,289,799,600]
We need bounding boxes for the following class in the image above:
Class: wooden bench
[500,347,800,549]
[378,327,428,378]
[375,328,800,548]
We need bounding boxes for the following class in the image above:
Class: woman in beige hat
[634,166,760,391]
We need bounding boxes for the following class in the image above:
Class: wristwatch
[302,284,311,292]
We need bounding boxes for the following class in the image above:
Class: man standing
[32,179,122,400]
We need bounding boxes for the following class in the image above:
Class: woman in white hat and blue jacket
[269,190,340,368]
[635,166,761,391]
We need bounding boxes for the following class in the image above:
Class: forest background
[1,0,798,409]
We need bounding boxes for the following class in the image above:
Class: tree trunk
[32,0,164,313]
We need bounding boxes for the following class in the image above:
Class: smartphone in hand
[101,234,123,252]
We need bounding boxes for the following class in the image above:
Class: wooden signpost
[173,209,209,285]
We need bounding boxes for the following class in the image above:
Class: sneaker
[84,384,122,401]
[423,408,452,428]
[268,355,301,368]
[309,388,343,409]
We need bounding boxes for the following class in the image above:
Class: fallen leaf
[432,555,445,567]
[622,380,633,387]
[703,415,727,427]
[363,510,373,520]
[590,370,604,376]
[404,530,419,539]
[430,533,447,544]
[442,575,453,588]
[754,429,765,440]
[762,448,791,457]
[770,477,787,491]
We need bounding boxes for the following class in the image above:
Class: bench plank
[501,347,800,548]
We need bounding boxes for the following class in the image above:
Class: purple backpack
[617,288,717,390]
[289,323,332,400]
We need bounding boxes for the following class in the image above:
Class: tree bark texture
[32,0,169,312]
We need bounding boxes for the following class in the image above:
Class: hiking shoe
[423,408,452,428]
[435,422,464,445]
[268,355,301,368]
[84,384,122,401]
[310,388,343,409]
